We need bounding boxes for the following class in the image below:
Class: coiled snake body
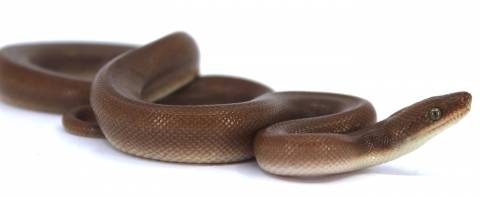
[0,33,471,176]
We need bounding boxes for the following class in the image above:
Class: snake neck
[354,115,462,167]
[347,121,414,167]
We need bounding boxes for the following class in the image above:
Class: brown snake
[0,32,471,177]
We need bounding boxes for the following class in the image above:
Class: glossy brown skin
[255,92,471,175]
[0,42,133,113]
[0,32,472,177]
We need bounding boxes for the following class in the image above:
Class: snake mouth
[429,106,470,134]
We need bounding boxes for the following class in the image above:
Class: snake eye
[429,108,442,121]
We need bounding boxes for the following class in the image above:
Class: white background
[0,0,478,197]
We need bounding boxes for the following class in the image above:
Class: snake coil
[0,32,471,176]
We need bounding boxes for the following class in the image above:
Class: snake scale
[0,32,471,177]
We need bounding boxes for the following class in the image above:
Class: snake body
[0,32,471,177]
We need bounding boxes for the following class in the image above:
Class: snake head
[421,91,471,135]
[384,91,472,149]
[406,91,470,130]
[352,92,472,171]
[427,91,472,122]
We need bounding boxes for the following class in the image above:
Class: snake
[0,32,471,177]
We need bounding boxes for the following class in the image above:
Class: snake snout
[452,91,472,110]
